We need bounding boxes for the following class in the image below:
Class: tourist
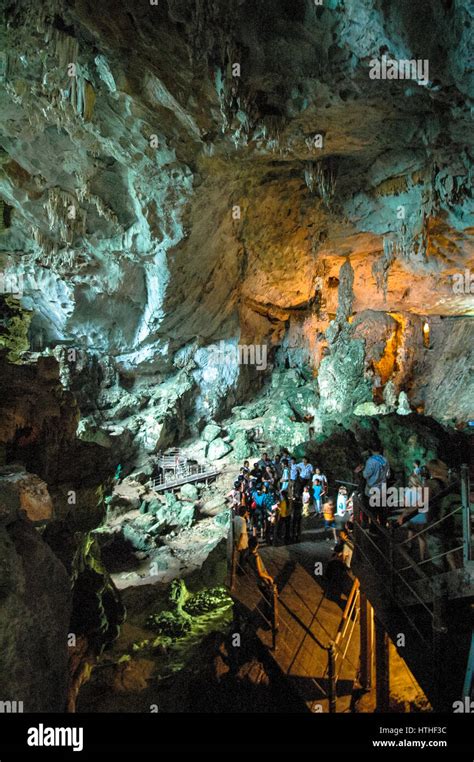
[413,459,422,477]
[233,505,249,572]
[397,474,428,560]
[290,457,299,482]
[322,497,337,545]
[290,477,303,542]
[258,452,271,471]
[250,462,262,481]
[272,454,283,483]
[280,458,290,491]
[336,485,348,518]
[313,467,328,495]
[359,444,390,524]
[297,456,314,487]
[248,536,274,584]
[312,478,324,515]
[264,464,276,486]
[340,521,354,568]
[243,460,250,475]
[277,490,292,544]
[251,486,266,539]
[262,485,278,544]
[302,484,312,517]
[228,481,241,512]
[420,459,458,570]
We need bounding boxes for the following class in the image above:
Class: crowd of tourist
[229,451,356,579]
[230,443,462,582]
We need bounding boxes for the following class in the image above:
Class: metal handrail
[397,544,464,572]
[229,508,341,709]
[398,505,462,546]
[354,519,435,618]
[354,540,431,646]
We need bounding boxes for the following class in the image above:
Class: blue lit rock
[207,439,233,461]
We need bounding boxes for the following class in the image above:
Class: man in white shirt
[297,457,314,486]
[233,505,249,572]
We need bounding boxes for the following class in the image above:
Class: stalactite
[374,239,396,297]
[304,159,337,206]
[76,186,118,226]
[44,188,85,245]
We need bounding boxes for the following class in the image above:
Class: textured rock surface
[0,466,54,523]
[0,514,72,711]
[0,1,472,715]
[0,0,471,449]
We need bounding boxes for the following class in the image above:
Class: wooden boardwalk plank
[231,531,360,712]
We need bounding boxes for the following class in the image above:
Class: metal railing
[149,463,220,491]
[352,464,472,708]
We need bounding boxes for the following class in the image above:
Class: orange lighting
[422,321,430,348]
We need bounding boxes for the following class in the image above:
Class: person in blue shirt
[297,457,314,486]
[312,478,323,514]
[290,458,299,481]
[251,488,266,538]
[358,446,390,525]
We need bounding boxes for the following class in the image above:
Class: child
[336,485,348,517]
[302,485,312,517]
[227,481,241,512]
[313,467,328,495]
[312,478,323,514]
[322,497,337,546]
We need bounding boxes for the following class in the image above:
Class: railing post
[388,524,395,599]
[359,592,373,691]
[374,617,390,712]
[461,463,472,565]
[432,578,448,711]
[229,507,236,592]
[271,584,279,651]
[328,643,337,713]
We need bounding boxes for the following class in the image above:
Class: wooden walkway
[230,533,361,713]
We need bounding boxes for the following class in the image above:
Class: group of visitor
[231,440,461,586]
[229,451,355,572]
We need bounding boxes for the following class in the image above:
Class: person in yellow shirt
[277,490,292,544]
[323,497,337,546]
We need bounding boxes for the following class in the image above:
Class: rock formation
[0,0,472,714]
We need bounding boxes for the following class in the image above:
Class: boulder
[0,467,53,523]
[207,439,233,460]
[180,482,199,501]
[202,423,222,443]
[231,429,260,460]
